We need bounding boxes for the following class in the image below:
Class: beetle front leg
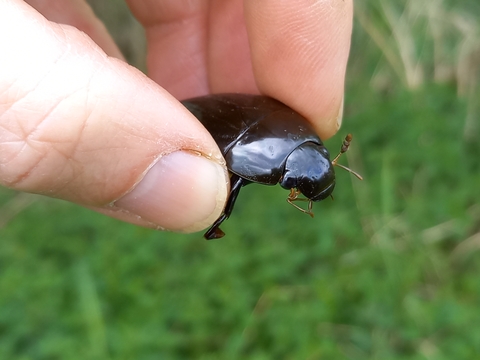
[286,189,314,218]
[204,174,245,240]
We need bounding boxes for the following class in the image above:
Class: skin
[0,0,353,234]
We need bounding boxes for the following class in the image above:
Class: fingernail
[336,95,344,130]
[115,151,229,233]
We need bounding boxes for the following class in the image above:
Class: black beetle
[181,94,362,240]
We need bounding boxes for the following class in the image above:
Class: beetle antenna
[332,134,363,180]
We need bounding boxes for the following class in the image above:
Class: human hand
[0,0,352,234]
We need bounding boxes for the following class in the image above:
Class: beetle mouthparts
[286,188,314,217]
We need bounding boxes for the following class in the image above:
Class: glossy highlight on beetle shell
[181,93,337,240]
[183,94,327,184]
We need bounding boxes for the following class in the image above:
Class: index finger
[245,0,353,139]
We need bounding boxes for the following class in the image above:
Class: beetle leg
[204,174,245,240]
[331,134,363,180]
[287,189,314,218]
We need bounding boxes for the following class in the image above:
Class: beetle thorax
[279,142,336,201]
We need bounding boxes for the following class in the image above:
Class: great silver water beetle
[181,94,362,240]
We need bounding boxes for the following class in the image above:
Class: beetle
[181,94,362,240]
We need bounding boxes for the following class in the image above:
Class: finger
[0,1,229,233]
[127,0,258,97]
[207,0,258,93]
[244,0,353,139]
[25,0,124,59]
[126,0,211,99]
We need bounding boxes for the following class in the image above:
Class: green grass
[1,0,480,359]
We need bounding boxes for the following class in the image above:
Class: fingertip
[313,94,344,140]
[245,0,353,139]
[113,151,229,233]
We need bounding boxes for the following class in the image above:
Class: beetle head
[279,142,336,201]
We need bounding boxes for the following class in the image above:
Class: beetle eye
[319,147,330,159]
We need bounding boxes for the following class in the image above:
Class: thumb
[0,1,229,233]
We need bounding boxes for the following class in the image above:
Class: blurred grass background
[1,0,480,358]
